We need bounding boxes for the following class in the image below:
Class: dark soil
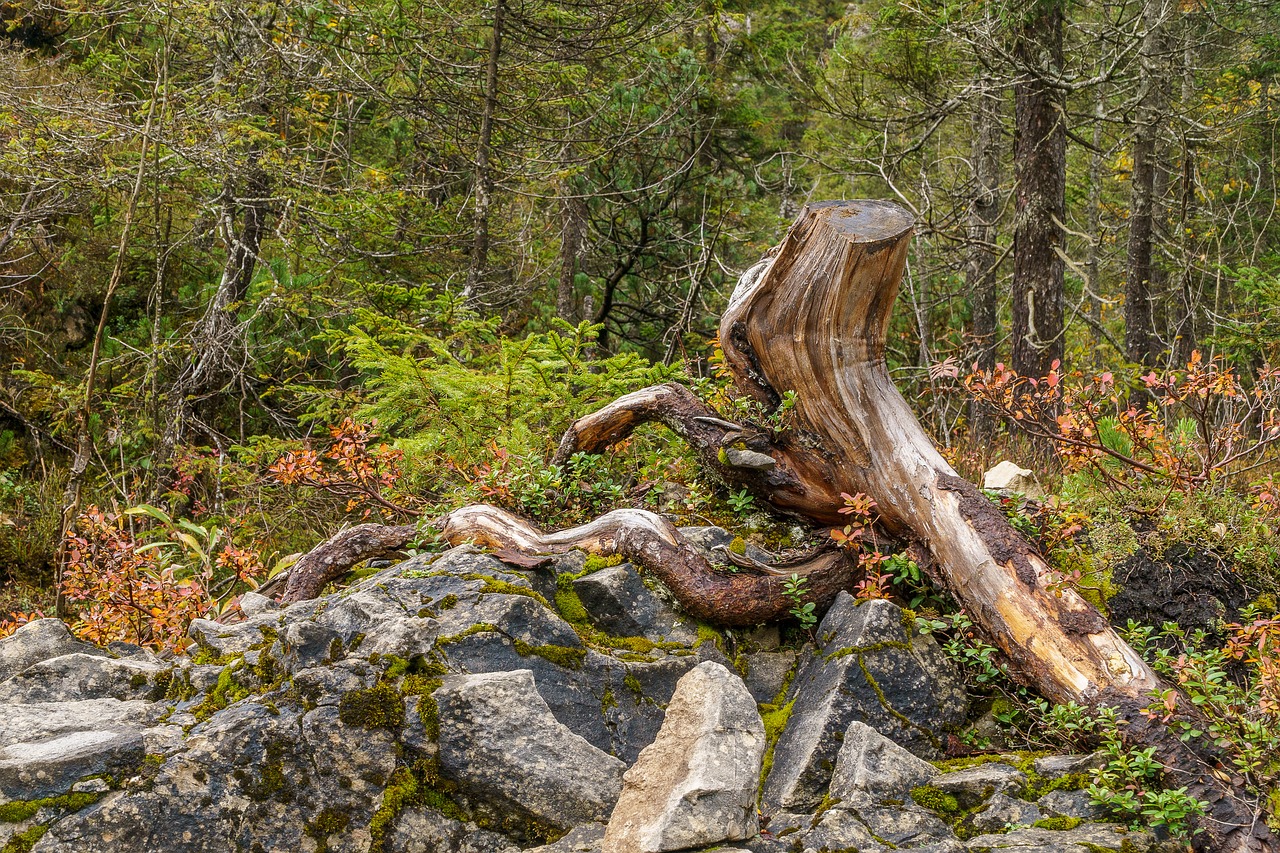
[1107,544,1249,639]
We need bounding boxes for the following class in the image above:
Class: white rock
[603,661,765,853]
[982,461,1045,498]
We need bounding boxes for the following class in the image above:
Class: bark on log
[547,200,1269,851]
[438,505,851,625]
[277,523,416,604]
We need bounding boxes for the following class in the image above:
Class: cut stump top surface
[802,200,914,243]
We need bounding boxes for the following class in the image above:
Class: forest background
[2,0,1280,653]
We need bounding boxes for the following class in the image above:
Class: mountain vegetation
[3,0,1280,844]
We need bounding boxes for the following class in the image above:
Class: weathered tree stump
[442,200,1268,851]
[251,201,1263,849]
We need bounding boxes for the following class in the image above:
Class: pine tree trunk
[1011,2,1066,379]
[967,89,1002,375]
[464,0,506,304]
[1125,0,1169,368]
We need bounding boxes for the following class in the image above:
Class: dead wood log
[438,505,851,625]
[543,200,1270,851]
[276,523,416,604]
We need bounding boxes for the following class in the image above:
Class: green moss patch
[1,825,47,853]
[512,639,586,670]
[554,574,591,624]
[758,699,796,794]
[305,807,351,852]
[462,574,551,607]
[582,553,624,573]
[911,785,960,814]
[0,790,103,824]
[191,663,251,722]
[339,682,405,730]
[1034,816,1084,831]
[369,760,468,852]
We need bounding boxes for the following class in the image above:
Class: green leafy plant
[782,573,817,629]
[727,489,755,516]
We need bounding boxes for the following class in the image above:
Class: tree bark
[438,506,852,625]
[967,88,1002,375]
[277,523,417,604]
[1011,2,1066,379]
[1125,0,1169,368]
[556,187,586,322]
[464,0,506,305]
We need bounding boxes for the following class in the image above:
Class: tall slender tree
[1011,0,1067,379]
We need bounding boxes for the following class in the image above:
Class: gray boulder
[526,824,606,853]
[828,720,939,804]
[931,763,1027,809]
[742,650,796,704]
[0,654,169,703]
[800,810,891,853]
[0,619,106,683]
[963,822,1154,851]
[1037,789,1103,820]
[572,563,695,644]
[968,792,1044,834]
[385,806,518,853]
[762,594,966,810]
[1033,753,1105,779]
[237,590,277,617]
[187,613,284,657]
[38,698,398,853]
[435,669,625,832]
[0,699,158,802]
[602,662,764,852]
[852,802,960,848]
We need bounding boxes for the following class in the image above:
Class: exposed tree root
[438,504,852,625]
[276,523,417,604]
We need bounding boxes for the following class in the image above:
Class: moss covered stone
[582,554,624,573]
[758,699,796,793]
[240,741,292,803]
[1034,816,1084,831]
[416,693,441,740]
[622,672,645,699]
[433,623,499,648]
[191,663,251,722]
[462,573,551,607]
[911,784,961,814]
[511,639,586,670]
[0,789,100,825]
[305,807,351,852]
[369,760,468,852]
[339,682,405,730]
[554,574,591,624]
[1,825,47,853]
